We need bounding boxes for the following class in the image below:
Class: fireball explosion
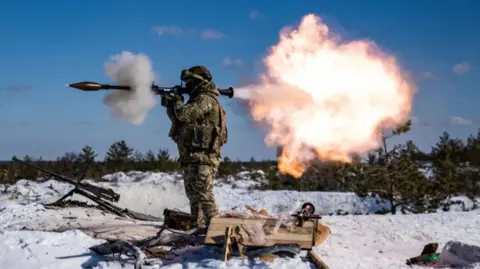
[235,14,415,178]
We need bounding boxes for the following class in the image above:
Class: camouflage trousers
[182,163,219,228]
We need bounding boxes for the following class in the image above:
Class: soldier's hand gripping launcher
[67,81,234,98]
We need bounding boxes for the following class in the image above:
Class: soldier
[161,65,228,229]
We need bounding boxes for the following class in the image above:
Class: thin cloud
[419,72,434,80]
[153,25,225,40]
[417,71,447,82]
[3,84,32,91]
[223,57,244,67]
[452,62,471,74]
[152,25,184,36]
[450,116,472,125]
[249,10,262,19]
[200,29,226,40]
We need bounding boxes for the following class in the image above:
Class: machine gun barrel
[11,157,120,203]
[68,81,234,98]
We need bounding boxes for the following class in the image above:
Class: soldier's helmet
[181,65,212,83]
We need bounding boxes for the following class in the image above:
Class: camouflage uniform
[163,66,228,228]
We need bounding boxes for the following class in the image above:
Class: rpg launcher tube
[68,81,234,98]
[217,87,234,98]
[152,86,234,98]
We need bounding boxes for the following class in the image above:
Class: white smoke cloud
[452,62,471,74]
[103,51,157,125]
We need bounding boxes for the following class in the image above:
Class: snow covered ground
[0,170,479,269]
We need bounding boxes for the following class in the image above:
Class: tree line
[0,120,479,214]
[0,140,274,184]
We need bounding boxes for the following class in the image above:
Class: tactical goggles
[180,69,209,83]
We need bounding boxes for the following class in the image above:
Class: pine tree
[157,149,170,161]
[463,130,480,208]
[105,140,133,162]
[133,151,145,162]
[355,120,428,214]
[430,131,464,198]
[105,140,134,171]
[145,150,156,162]
[79,145,97,162]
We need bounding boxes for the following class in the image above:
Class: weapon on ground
[68,81,235,99]
[12,157,161,221]
[12,156,120,203]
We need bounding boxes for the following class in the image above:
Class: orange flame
[237,14,415,178]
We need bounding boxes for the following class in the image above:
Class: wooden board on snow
[308,250,330,269]
[204,217,318,250]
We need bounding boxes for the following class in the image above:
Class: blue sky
[0,0,478,160]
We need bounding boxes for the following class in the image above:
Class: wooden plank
[211,217,314,228]
[308,250,330,269]
[206,229,312,244]
[222,226,234,262]
[207,237,312,249]
[205,217,316,249]
[208,217,315,234]
[208,223,314,236]
[207,225,312,242]
[314,222,331,246]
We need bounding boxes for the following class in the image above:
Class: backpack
[216,100,228,146]
[204,93,228,148]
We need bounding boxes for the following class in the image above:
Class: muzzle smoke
[103,51,157,125]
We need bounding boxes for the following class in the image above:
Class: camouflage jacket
[167,82,227,167]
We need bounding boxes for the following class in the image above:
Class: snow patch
[0,171,479,268]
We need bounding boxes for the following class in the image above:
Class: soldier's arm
[173,95,216,123]
[166,105,176,122]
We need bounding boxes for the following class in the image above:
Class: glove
[161,95,173,107]
[173,94,184,103]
